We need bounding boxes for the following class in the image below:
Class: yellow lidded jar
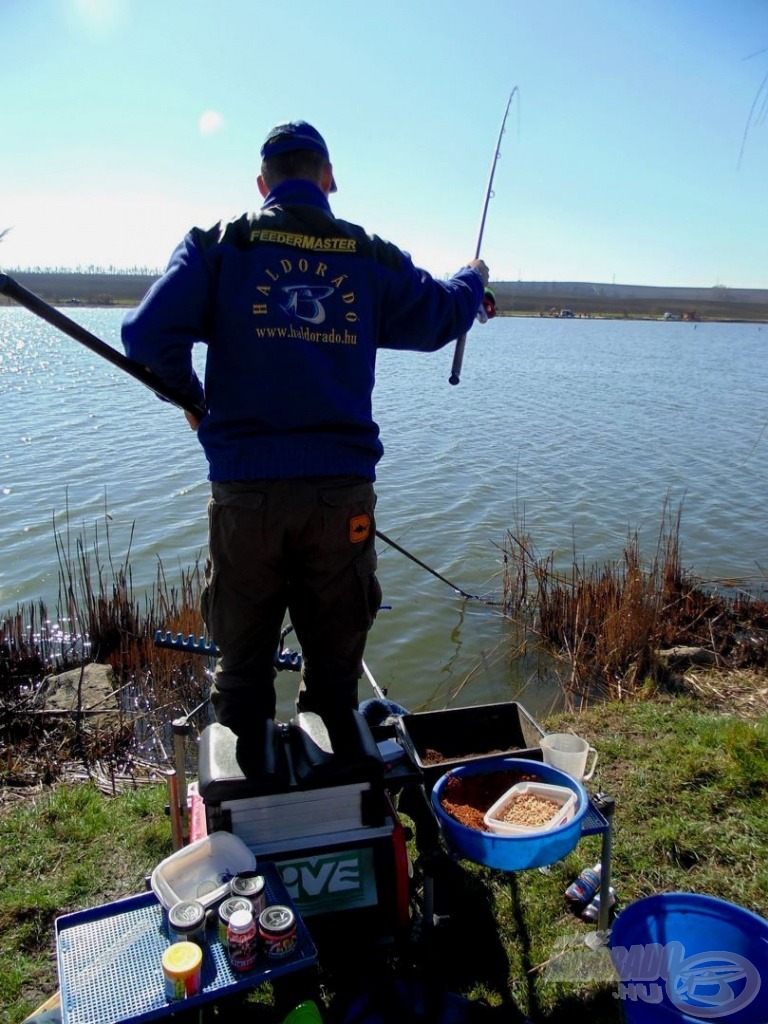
[162,940,203,1001]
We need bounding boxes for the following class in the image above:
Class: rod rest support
[153,629,302,671]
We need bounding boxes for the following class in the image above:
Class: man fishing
[122,119,489,748]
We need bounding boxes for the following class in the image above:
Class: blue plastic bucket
[430,756,589,870]
[609,893,768,1023]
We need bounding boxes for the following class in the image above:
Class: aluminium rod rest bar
[153,631,219,655]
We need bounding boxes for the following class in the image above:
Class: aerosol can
[582,886,617,922]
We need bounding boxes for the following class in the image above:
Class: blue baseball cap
[260,120,337,192]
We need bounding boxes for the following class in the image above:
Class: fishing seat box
[196,715,410,940]
[397,700,545,788]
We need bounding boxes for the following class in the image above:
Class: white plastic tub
[151,831,256,911]
[483,780,577,836]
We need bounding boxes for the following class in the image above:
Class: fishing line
[735,416,768,469]
[738,51,768,168]
[376,529,502,605]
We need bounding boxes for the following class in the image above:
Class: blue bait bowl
[431,756,589,871]
[609,893,768,1024]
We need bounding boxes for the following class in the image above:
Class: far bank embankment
[2,271,768,321]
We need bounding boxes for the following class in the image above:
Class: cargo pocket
[318,480,376,549]
[313,479,380,632]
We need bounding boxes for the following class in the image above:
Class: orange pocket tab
[349,514,371,543]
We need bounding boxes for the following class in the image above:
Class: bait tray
[397,701,545,786]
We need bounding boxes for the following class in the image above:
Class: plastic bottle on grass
[564,862,601,906]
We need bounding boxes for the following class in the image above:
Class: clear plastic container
[151,831,256,911]
[483,780,577,835]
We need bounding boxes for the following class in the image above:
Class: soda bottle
[564,862,601,906]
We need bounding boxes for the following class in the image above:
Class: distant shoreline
[2,270,768,322]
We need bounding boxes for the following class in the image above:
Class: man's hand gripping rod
[449,87,517,386]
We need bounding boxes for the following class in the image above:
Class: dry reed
[1,509,210,780]
[502,502,768,703]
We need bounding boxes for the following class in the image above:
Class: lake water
[1,307,766,719]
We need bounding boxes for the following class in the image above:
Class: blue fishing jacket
[122,181,484,482]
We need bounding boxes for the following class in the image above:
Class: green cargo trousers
[201,477,381,735]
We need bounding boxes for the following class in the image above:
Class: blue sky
[2,0,767,287]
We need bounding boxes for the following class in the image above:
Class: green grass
[4,695,768,1023]
[400,694,768,1022]
[566,698,768,911]
[0,784,170,1023]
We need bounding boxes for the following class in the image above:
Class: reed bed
[1,513,210,784]
[3,502,767,782]
[501,503,768,704]
[51,508,208,707]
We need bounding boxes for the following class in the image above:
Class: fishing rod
[0,272,207,421]
[375,529,482,601]
[2,272,490,599]
[449,86,517,386]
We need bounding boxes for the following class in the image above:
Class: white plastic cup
[540,732,598,781]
